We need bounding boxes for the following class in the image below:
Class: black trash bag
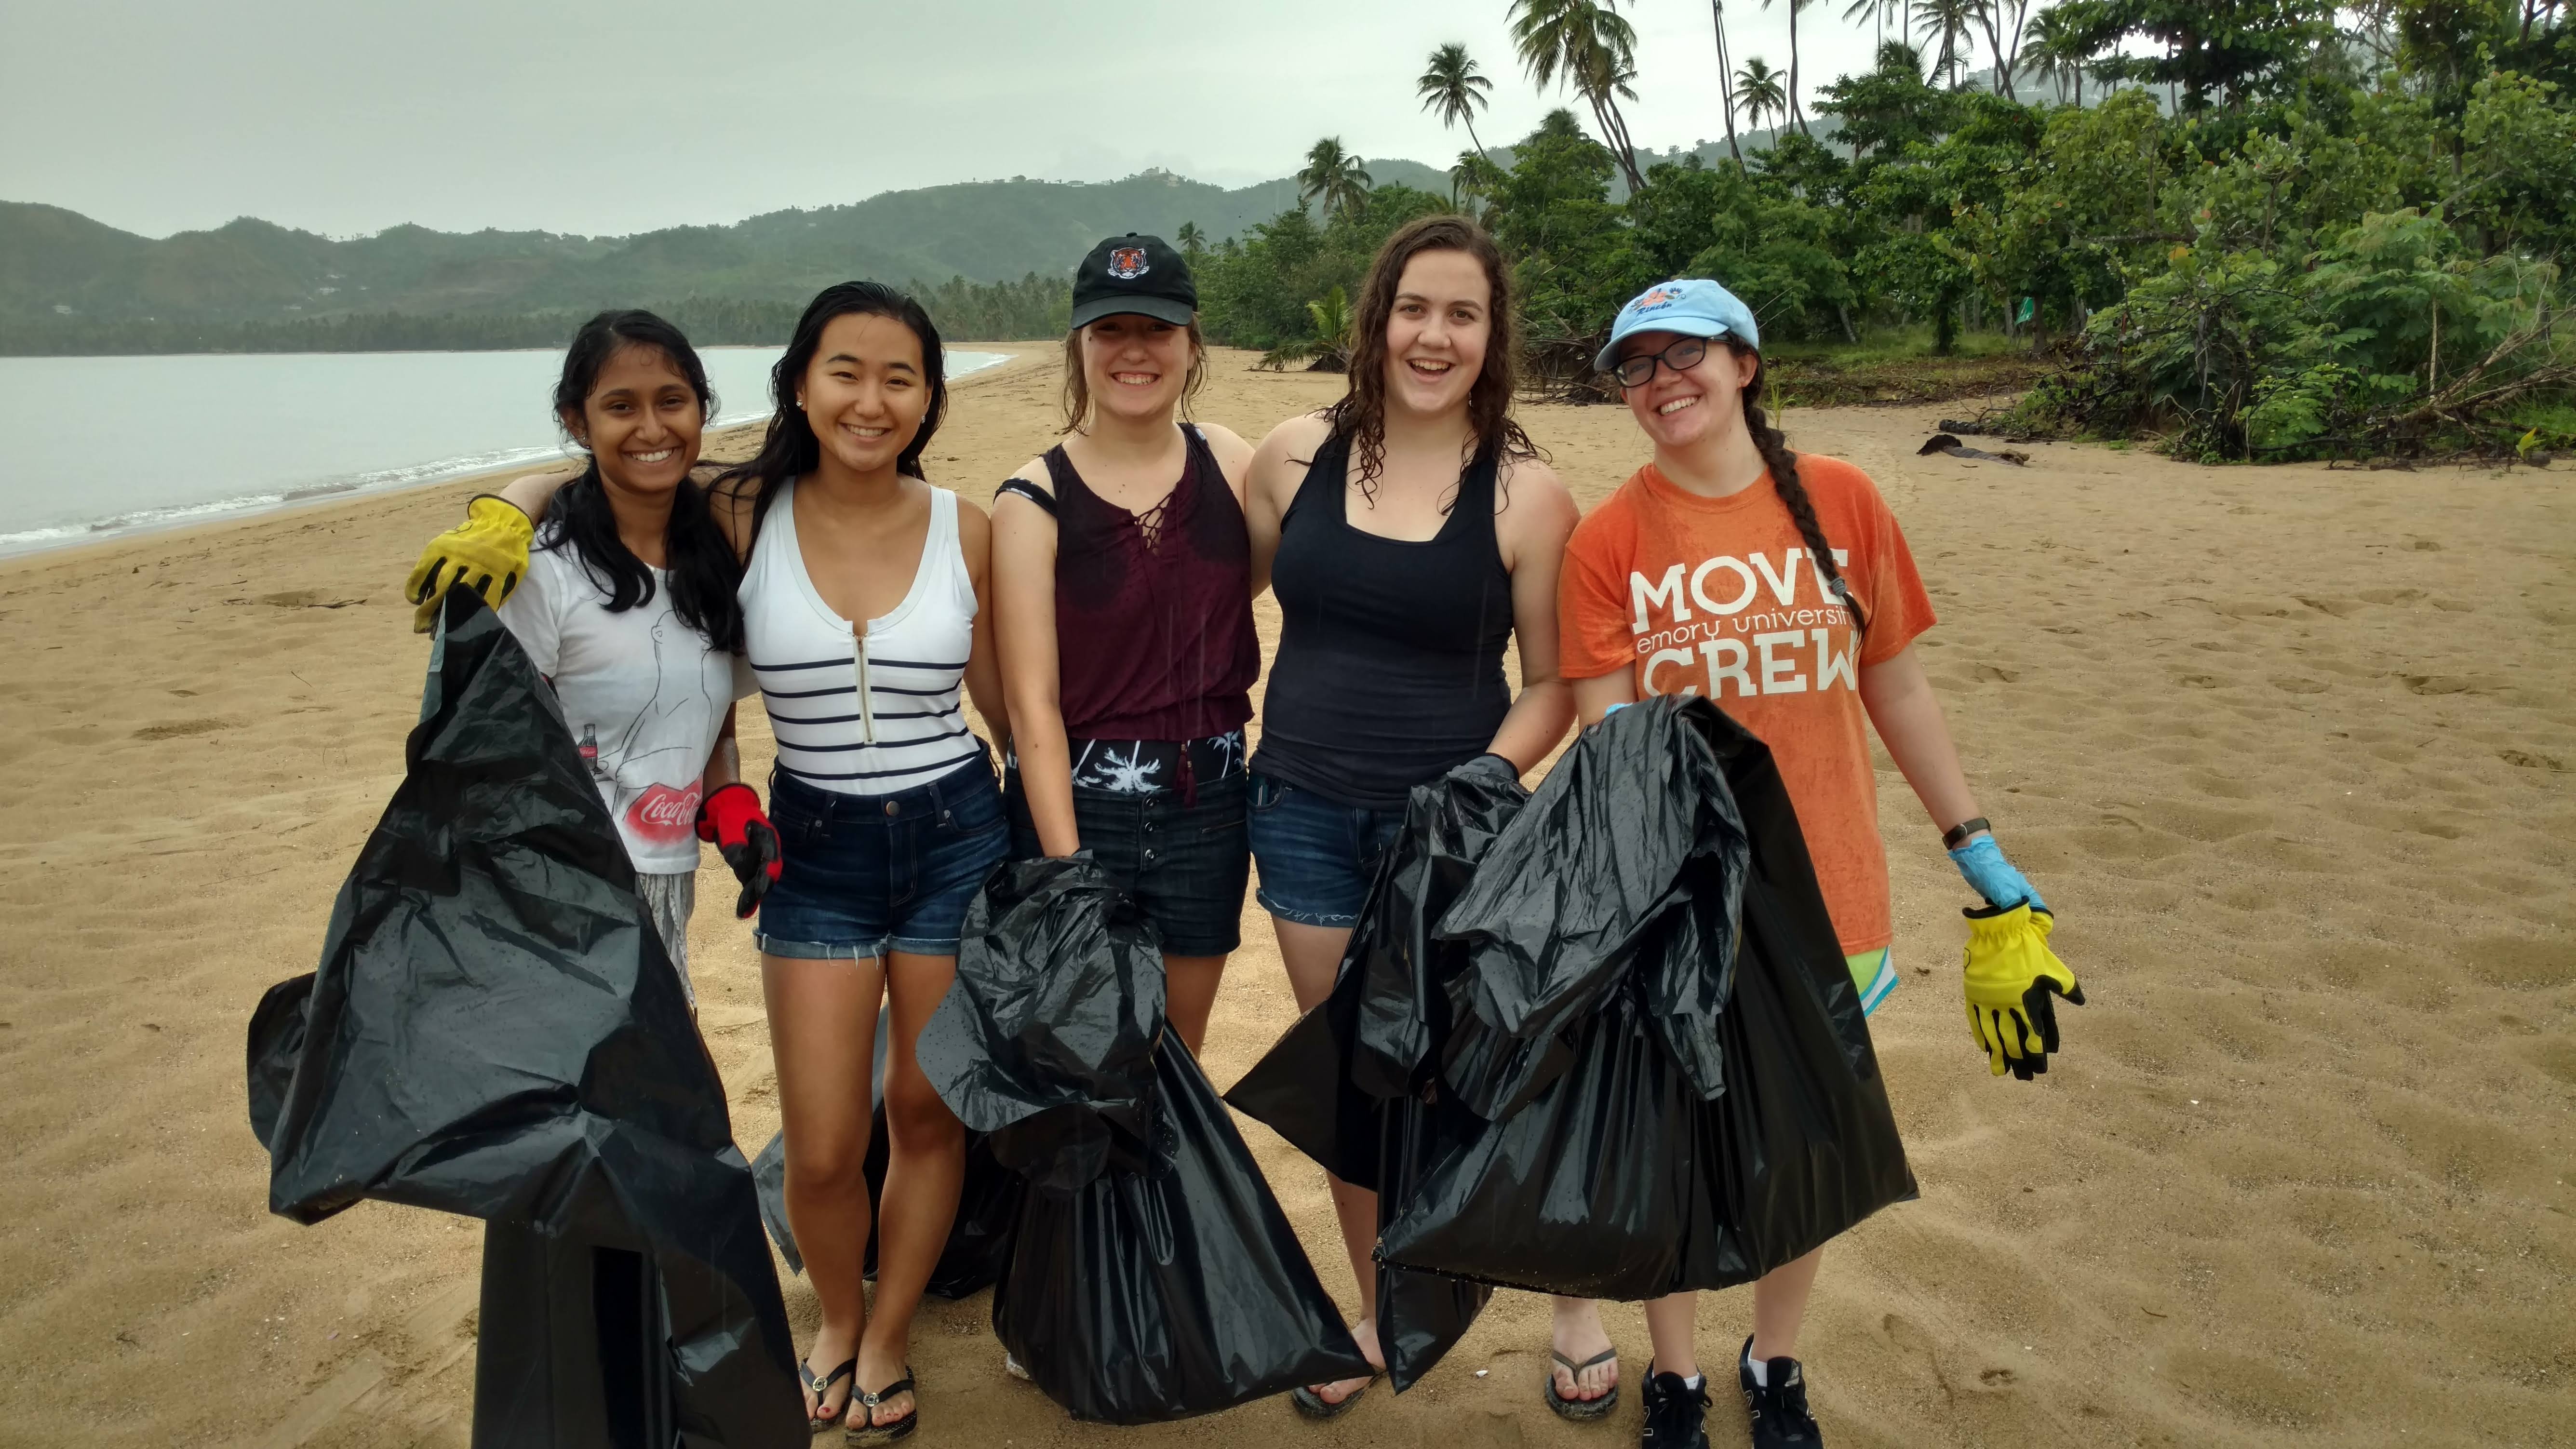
[991,1043,1373,1423]
[1378,696,1916,1301]
[930,856,1368,1422]
[750,1011,1022,1298]
[916,856,1162,1192]
[1436,702,1750,1122]
[245,589,803,1448]
[1226,754,1531,1391]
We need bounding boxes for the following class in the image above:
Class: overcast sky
[4,0,1904,241]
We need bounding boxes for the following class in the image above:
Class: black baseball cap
[1071,233,1197,329]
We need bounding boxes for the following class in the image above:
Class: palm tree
[1735,55,1789,134]
[1842,0,1901,46]
[1175,221,1207,258]
[1707,1,1746,165]
[1450,148,1507,211]
[1418,43,1495,160]
[1973,0,2035,100]
[1262,286,1355,372]
[1759,0,1815,134]
[1296,138,1373,221]
[1509,0,1648,192]
[2023,5,2091,105]
[1914,0,1976,87]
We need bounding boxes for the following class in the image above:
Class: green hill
[0,159,1455,349]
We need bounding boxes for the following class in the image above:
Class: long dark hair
[716,281,949,542]
[541,309,745,653]
[1726,338,1869,640]
[1327,215,1537,502]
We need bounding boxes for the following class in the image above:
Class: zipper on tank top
[851,623,878,744]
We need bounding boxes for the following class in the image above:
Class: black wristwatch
[1942,817,1992,850]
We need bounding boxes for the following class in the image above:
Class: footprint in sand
[133,718,234,741]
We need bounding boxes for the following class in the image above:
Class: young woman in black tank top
[992,234,1259,1060]
[1243,215,1580,1417]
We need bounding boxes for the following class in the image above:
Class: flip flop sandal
[846,1367,918,1445]
[801,1357,857,1433]
[1288,1368,1381,1420]
[1544,1347,1622,1422]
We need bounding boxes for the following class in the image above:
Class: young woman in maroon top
[991,234,1259,1057]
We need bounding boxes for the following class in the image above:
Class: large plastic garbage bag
[245,590,803,1448]
[750,1011,1022,1297]
[926,856,1370,1423]
[1226,755,1527,1391]
[1378,696,1917,1300]
[916,856,1162,1192]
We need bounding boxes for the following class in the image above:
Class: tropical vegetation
[1192,0,2576,461]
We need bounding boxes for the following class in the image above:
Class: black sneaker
[1737,1337,1822,1447]
[1639,1363,1710,1449]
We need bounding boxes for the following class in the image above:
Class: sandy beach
[1,344,2569,1449]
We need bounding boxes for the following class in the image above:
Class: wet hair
[540,309,744,652]
[716,281,949,542]
[1060,316,1208,433]
[1724,338,1869,640]
[1327,215,1537,503]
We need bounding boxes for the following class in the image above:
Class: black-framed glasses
[1609,335,1710,389]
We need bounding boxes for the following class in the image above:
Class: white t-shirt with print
[498,543,753,873]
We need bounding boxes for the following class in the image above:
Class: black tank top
[1254,429,1516,809]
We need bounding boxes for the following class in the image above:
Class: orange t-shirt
[1559,456,1936,953]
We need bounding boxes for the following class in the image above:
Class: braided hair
[1726,340,1869,641]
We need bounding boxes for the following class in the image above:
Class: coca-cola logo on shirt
[627,783,703,847]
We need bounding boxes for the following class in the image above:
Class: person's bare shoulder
[1498,454,1579,524]
[1254,410,1335,456]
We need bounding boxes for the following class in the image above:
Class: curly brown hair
[1325,215,1537,501]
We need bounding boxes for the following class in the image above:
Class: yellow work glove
[405,495,534,633]
[1961,902,2083,1081]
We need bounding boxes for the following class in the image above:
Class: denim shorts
[754,757,1008,960]
[1004,771,1249,956]
[1244,771,1405,929]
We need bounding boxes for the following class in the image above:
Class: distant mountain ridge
[0,161,1455,332]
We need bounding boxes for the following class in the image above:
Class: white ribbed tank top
[741,480,983,795]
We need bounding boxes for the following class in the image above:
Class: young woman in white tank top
[437,283,1006,1443]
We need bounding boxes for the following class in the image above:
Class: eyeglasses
[1609,335,1710,389]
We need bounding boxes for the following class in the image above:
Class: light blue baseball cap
[1595,278,1761,373]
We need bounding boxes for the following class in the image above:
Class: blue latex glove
[1949,835,2047,913]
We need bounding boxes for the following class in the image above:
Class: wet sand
[1,346,2570,1448]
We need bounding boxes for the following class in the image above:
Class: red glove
[695,783,783,919]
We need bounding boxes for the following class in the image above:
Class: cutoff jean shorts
[1244,771,1407,930]
[1004,769,1250,956]
[753,756,1007,961]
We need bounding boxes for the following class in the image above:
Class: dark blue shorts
[754,757,1008,961]
[1004,771,1249,956]
[1245,771,1404,930]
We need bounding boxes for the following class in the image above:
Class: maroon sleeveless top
[1037,426,1257,742]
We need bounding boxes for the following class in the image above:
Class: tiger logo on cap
[1108,246,1151,281]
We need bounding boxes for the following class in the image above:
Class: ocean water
[0,347,1010,558]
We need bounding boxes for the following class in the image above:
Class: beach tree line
[1189,0,2576,462]
[0,274,1076,357]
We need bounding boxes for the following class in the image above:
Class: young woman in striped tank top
[415,284,998,1439]
[711,283,1007,1443]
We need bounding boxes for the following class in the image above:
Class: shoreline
[0,344,1046,572]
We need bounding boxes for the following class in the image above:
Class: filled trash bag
[991,1043,1373,1423]
[916,856,1162,1192]
[928,856,1369,1422]
[245,589,803,1448]
[1378,696,1917,1300]
[1227,754,1528,1391]
[751,1012,1022,1298]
